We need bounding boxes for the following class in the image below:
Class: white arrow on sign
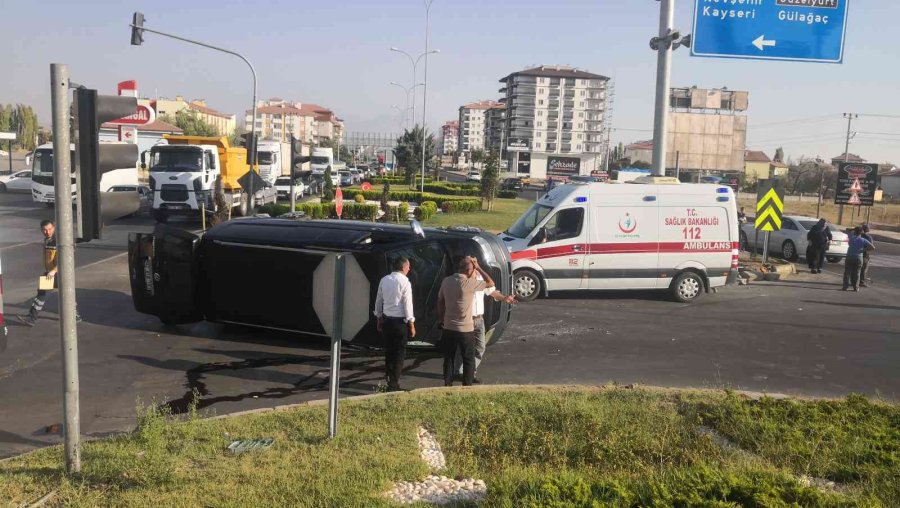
[752,35,776,51]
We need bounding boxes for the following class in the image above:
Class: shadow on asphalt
[548,289,674,302]
[801,300,900,311]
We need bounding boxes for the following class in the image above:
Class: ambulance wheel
[671,272,703,303]
[781,240,798,261]
[513,269,542,302]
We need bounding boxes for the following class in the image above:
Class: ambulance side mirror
[529,227,547,246]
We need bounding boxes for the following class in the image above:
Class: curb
[869,233,900,245]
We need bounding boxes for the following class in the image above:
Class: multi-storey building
[244,98,344,145]
[439,120,458,156]
[483,104,506,156]
[152,96,236,135]
[498,65,609,179]
[457,100,501,160]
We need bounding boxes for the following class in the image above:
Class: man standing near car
[860,224,874,287]
[374,256,416,391]
[437,256,496,387]
[454,270,516,383]
[807,218,832,274]
[843,226,874,292]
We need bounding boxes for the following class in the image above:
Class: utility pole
[837,113,857,225]
[650,0,675,177]
[51,63,81,474]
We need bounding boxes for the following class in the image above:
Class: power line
[856,131,900,136]
[747,114,841,128]
[858,113,900,119]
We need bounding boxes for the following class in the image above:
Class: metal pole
[650,0,674,177]
[328,254,346,439]
[420,0,434,193]
[604,127,613,173]
[51,63,80,474]
[837,113,856,224]
[131,23,258,211]
[675,150,680,180]
[761,231,770,265]
[7,140,12,174]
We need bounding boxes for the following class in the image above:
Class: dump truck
[144,135,275,223]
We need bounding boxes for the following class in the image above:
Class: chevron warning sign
[755,179,785,232]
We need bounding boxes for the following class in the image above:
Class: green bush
[354,193,366,203]
[497,190,519,199]
[369,176,434,186]
[356,190,473,208]
[441,199,481,213]
[384,202,410,222]
[415,201,438,221]
[422,183,481,196]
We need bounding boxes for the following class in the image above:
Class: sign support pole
[837,113,856,225]
[51,63,81,474]
[327,254,346,439]
[761,232,770,265]
[650,0,674,177]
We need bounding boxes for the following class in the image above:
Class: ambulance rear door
[657,186,735,288]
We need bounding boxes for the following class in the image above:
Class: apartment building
[457,100,501,159]
[483,104,506,156]
[153,96,236,135]
[440,120,458,156]
[244,98,344,145]
[498,65,609,179]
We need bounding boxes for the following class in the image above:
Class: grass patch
[1,387,896,506]
[424,198,533,233]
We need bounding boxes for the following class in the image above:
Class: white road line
[0,242,37,251]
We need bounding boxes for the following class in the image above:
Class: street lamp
[390,81,424,129]
[391,105,407,132]
[419,0,437,192]
[389,47,439,129]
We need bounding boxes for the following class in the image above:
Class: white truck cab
[147,143,220,222]
[499,177,739,303]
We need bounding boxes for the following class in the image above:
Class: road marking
[77,251,128,271]
[0,241,37,251]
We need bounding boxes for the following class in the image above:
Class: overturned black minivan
[128,219,514,348]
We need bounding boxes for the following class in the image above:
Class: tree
[393,126,435,186]
[161,110,220,137]
[632,160,652,169]
[470,148,485,169]
[227,127,242,147]
[774,147,785,163]
[481,150,501,211]
[322,166,335,202]
[1,104,39,150]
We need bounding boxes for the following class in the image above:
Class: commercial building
[497,65,609,180]
[152,96,236,135]
[666,87,748,177]
[457,100,500,159]
[483,104,506,156]
[244,99,344,145]
[439,120,458,156]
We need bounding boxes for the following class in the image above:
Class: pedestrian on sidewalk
[860,224,874,287]
[437,256,495,387]
[843,226,874,292]
[807,218,832,274]
[374,256,416,391]
[453,267,516,384]
[18,220,81,327]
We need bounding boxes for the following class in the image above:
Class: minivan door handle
[572,245,584,252]
[643,195,657,202]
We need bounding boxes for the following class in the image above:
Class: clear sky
[2,0,898,163]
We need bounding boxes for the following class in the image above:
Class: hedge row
[441,200,481,213]
[356,190,475,208]
[497,190,519,199]
[368,177,434,185]
[422,183,481,196]
[415,201,438,221]
[384,202,410,222]
[257,202,382,221]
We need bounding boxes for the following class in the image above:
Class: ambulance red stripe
[512,241,739,261]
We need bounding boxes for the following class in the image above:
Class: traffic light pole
[129,19,258,208]
[50,63,81,474]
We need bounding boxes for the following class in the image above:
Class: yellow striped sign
[755,180,785,232]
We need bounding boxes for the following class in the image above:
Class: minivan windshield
[505,203,553,239]
[311,156,330,165]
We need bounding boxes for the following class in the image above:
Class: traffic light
[75,88,140,241]
[289,136,309,176]
[131,12,145,46]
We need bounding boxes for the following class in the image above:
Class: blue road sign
[691,0,849,63]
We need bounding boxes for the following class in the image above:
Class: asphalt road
[2,191,899,459]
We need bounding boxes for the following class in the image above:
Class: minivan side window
[386,242,449,330]
[544,208,584,242]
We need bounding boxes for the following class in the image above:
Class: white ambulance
[499,177,739,303]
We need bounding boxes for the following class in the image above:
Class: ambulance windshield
[505,203,553,239]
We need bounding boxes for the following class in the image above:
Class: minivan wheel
[782,240,797,261]
[514,269,542,302]
[671,272,703,303]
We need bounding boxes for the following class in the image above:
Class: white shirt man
[374,257,416,391]
[454,269,515,382]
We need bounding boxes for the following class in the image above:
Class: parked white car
[740,215,848,263]
[466,171,482,182]
[0,170,33,193]
[274,176,306,201]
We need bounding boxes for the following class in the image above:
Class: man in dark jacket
[806,219,832,274]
